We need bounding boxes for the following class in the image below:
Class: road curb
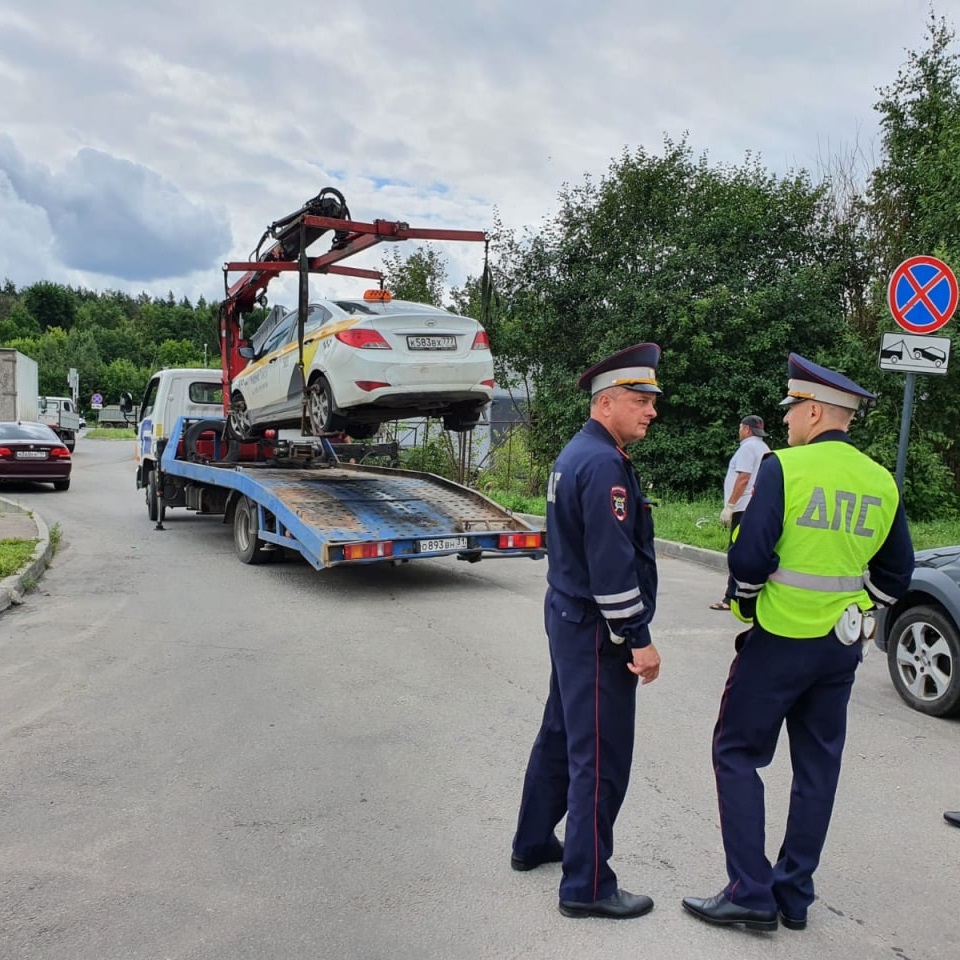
[513,513,727,572]
[0,496,52,614]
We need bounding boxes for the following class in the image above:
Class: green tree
[857,11,960,515]
[380,245,447,305]
[23,282,78,332]
[489,138,857,497]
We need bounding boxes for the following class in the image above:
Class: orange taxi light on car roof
[363,289,393,301]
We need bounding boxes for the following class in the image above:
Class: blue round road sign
[888,255,959,334]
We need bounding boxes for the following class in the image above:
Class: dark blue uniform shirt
[729,430,914,618]
[546,419,657,648]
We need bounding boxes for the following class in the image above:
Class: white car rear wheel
[307,379,344,435]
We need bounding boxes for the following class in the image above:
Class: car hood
[914,545,960,573]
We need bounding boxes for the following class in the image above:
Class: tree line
[2,13,959,519]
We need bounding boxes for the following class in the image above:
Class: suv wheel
[887,603,960,717]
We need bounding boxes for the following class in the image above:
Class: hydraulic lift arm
[218,187,487,416]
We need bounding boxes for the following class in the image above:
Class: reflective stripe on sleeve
[600,600,645,620]
[864,569,897,606]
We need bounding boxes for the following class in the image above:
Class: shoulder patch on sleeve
[611,485,628,521]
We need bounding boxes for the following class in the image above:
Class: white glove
[719,504,734,527]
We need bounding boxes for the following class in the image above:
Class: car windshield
[0,422,60,441]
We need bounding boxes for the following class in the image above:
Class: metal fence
[377,416,542,491]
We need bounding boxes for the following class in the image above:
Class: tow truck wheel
[234,496,270,564]
[227,393,253,441]
[307,378,343,435]
[146,470,159,521]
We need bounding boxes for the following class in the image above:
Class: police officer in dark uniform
[683,353,914,932]
[512,343,663,920]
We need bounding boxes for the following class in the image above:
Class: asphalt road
[0,435,958,960]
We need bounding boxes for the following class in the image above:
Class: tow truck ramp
[157,417,545,570]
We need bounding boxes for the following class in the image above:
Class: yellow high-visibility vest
[756,441,899,638]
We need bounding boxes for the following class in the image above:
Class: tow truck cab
[133,368,223,489]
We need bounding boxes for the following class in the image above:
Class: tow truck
[129,188,545,570]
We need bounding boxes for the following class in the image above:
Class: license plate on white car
[16,450,48,459]
[407,335,456,351]
[418,537,468,552]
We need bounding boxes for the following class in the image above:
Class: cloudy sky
[0,0,955,308]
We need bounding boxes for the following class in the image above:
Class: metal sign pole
[885,255,959,492]
[894,371,916,491]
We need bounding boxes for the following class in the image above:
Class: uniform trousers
[712,623,862,918]
[514,588,639,902]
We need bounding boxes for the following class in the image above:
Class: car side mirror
[238,345,254,360]
[119,392,133,414]
[39,397,48,412]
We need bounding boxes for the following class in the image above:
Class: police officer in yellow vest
[682,353,914,933]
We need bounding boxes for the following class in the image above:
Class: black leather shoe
[778,910,807,931]
[682,892,778,931]
[510,838,563,872]
[559,889,654,919]
[944,811,960,828]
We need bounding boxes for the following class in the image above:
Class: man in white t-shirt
[710,415,770,611]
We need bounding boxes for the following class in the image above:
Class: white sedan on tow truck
[227,292,494,440]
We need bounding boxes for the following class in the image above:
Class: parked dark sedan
[0,421,72,491]
[875,546,960,717]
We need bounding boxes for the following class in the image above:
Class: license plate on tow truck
[418,537,468,553]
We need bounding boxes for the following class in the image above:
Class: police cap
[779,353,875,411]
[577,343,662,396]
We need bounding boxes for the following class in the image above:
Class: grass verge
[0,538,38,579]
[85,428,137,439]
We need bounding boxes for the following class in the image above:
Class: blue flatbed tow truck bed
[155,416,545,570]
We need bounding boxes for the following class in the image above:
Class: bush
[476,424,547,498]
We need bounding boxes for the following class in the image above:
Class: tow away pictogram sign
[878,332,951,375]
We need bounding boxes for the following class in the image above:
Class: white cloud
[0,0,952,304]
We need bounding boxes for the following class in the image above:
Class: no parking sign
[887,255,959,333]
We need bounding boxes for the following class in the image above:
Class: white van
[38,395,81,450]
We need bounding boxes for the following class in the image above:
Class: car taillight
[336,329,391,349]
[50,447,71,459]
[344,541,394,560]
[355,381,391,392]
[481,379,495,388]
[499,532,543,549]
[0,447,11,458]
[472,330,490,350]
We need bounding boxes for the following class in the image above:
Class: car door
[284,304,334,406]
[242,310,299,417]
